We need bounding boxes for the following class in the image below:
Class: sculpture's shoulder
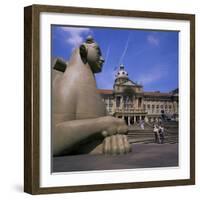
[53,112,76,125]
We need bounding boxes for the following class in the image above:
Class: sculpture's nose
[100,56,105,64]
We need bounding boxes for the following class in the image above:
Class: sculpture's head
[79,36,104,73]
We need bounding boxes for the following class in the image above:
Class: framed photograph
[24,4,195,194]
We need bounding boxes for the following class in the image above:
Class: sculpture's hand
[102,134,131,154]
[101,116,128,137]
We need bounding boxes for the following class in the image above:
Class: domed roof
[115,64,128,79]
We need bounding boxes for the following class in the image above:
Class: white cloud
[138,72,162,85]
[137,65,168,85]
[147,34,159,46]
[60,27,91,48]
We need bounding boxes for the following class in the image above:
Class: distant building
[97,64,178,125]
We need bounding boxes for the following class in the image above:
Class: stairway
[127,121,178,144]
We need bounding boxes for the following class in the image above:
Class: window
[116,96,121,107]
[138,97,142,107]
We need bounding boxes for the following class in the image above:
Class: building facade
[98,64,178,125]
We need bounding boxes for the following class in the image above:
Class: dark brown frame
[24,4,195,194]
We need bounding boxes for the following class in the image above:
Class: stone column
[133,116,136,124]
[135,98,138,108]
[128,116,131,126]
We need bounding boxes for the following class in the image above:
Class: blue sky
[51,25,178,92]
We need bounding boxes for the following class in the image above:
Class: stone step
[128,130,178,134]
[128,133,178,137]
[128,136,178,144]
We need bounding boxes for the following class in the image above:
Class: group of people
[153,124,165,144]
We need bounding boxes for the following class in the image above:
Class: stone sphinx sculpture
[53,36,131,156]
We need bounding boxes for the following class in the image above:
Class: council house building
[97,64,178,125]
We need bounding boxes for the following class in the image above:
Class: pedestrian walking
[159,125,165,144]
[140,120,144,129]
[153,125,159,143]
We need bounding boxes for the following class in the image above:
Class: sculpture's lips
[99,61,103,66]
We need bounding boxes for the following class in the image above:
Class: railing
[114,108,146,113]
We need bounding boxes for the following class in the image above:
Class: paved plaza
[53,143,178,172]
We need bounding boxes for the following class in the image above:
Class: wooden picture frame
[24,4,195,194]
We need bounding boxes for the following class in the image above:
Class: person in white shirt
[153,125,159,143]
[159,125,165,144]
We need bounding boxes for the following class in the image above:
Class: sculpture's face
[86,43,104,73]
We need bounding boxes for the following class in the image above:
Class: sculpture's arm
[53,116,128,156]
